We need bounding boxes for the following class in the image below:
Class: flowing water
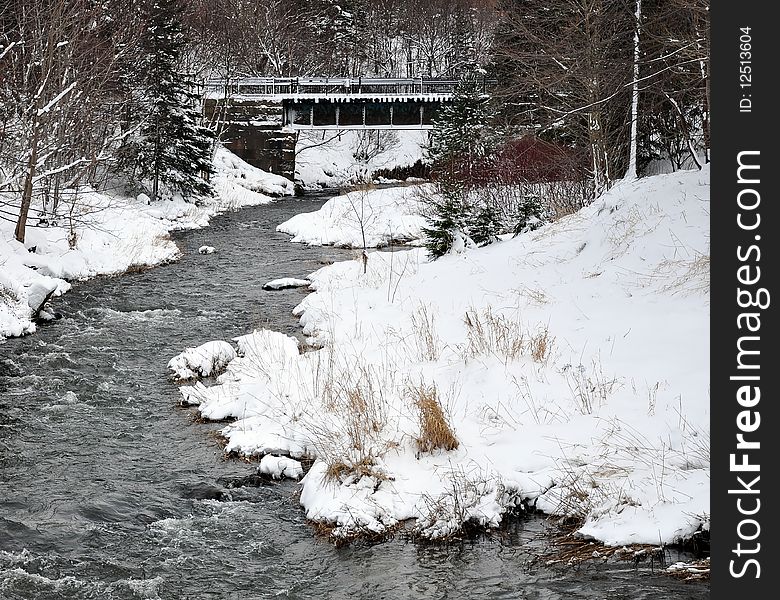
[0,195,708,599]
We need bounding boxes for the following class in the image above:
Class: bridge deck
[201,77,488,100]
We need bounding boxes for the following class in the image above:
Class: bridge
[202,77,463,129]
[201,77,484,180]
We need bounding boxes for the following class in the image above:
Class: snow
[198,245,216,254]
[258,455,304,480]
[175,166,711,546]
[25,279,58,315]
[167,340,237,381]
[1,145,292,340]
[295,130,428,188]
[212,145,295,199]
[277,185,428,248]
[262,278,310,290]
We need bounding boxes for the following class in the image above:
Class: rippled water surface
[0,196,708,599]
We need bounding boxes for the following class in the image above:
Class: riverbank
[0,147,294,340]
[173,166,710,548]
[1,191,708,598]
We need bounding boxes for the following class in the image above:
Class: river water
[0,196,708,599]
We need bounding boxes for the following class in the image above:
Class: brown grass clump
[412,383,459,453]
[308,362,399,484]
[528,326,554,363]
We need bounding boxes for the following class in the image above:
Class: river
[0,194,708,599]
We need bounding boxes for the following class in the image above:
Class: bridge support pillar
[203,98,296,181]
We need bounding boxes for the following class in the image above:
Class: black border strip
[712,2,776,596]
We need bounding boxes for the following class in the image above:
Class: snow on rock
[258,455,304,480]
[25,279,59,316]
[178,167,711,546]
[198,246,216,255]
[167,341,237,381]
[277,185,428,248]
[262,278,310,290]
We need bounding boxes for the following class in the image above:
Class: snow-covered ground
[295,130,428,188]
[174,167,710,546]
[277,184,428,247]
[0,146,293,340]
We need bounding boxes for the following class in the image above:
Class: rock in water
[262,278,310,291]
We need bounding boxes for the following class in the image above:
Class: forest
[1,0,709,244]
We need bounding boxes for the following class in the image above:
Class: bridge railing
[201,77,492,98]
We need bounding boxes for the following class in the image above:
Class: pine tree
[468,202,503,246]
[421,192,470,258]
[426,68,498,181]
[423,68,501,258]
[510,194,543,236]
[124,0,214,201]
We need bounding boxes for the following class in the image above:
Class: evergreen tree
[421,192,470,258]
[468,202,503,246]
[510,195,543,236]
[426,68,498,181]
[123,0,214,201]
[423,68,502,258]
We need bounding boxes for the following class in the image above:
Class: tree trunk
[626,0,642,179]
[588,111,609,194]
[15,125,40,243]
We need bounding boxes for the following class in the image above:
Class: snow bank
[0,146,291,340]
[262,278,310,290]
[258,455,304,480]
[295,130,428,188]
[277,185,428,247]
[177,168,710,546]
[168,340,237,381]
[212,145,295,200]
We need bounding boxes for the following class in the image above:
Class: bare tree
[1,0,142,243]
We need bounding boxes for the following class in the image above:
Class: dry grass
[308,361,399,483]
[410,382,458,453]
[658,252,710,297]
[515,285,549,306]
[528,326,554,363]
[666,558,710,581]
[563,357,619,414]
[539,518,709,581]
[539,523,671,572]
[464,306,525,361]
[411,304,441,361]
[464,306,555,365]
[413,465,522,540]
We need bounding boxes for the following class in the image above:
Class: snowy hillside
[0,147,292,340]
[175,167,710,546]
